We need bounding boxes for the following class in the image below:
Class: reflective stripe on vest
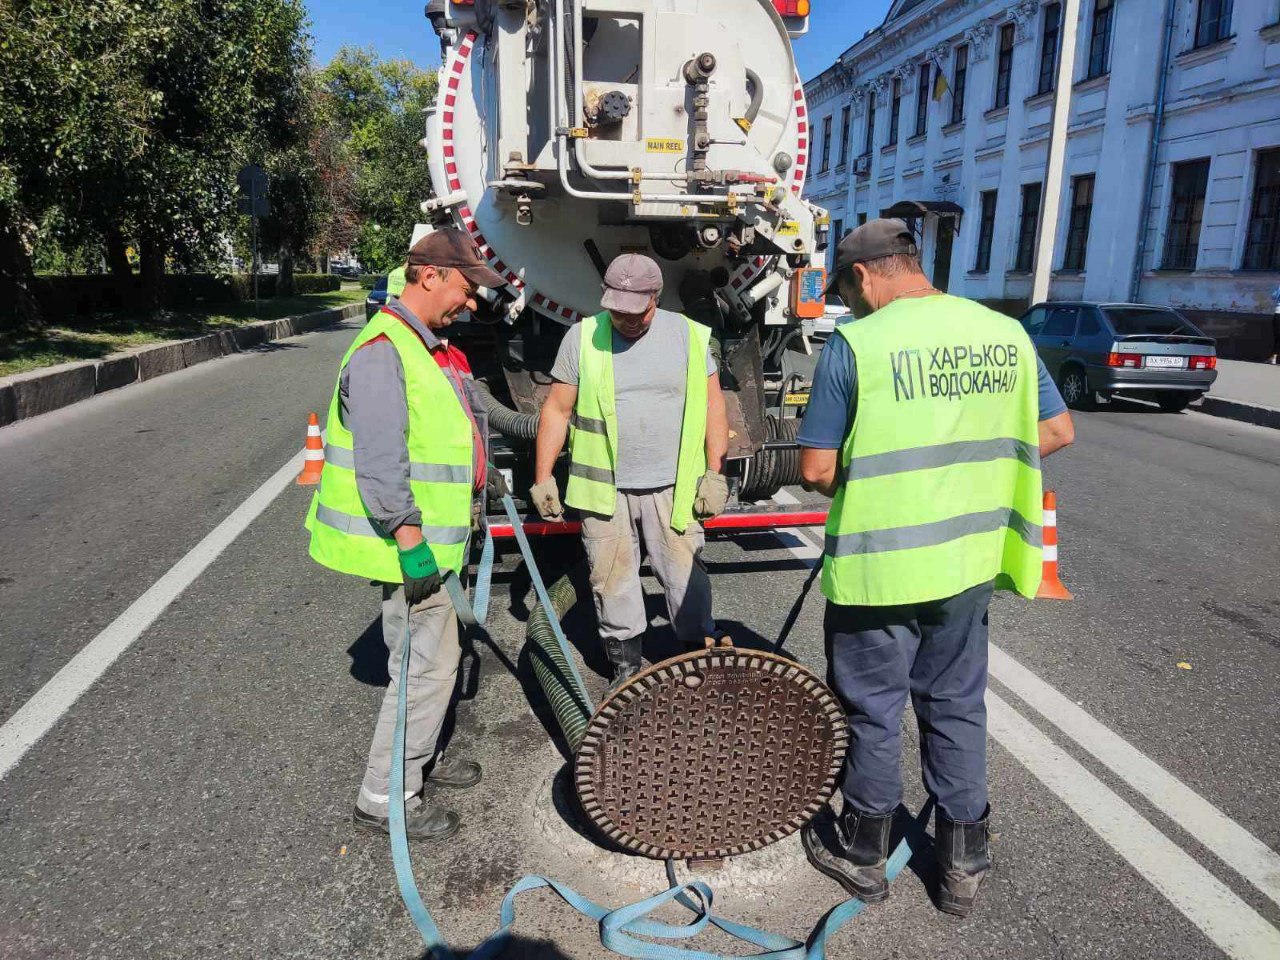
[821,295,1043,606]
[564,311,711,532]
[324,444,471,484]
[313,503,469,545]
[306,310,474,582]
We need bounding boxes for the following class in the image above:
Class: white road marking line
[989,645,1280,909]
[987,692,1280,960]
[768,510,1280,950]
[0,450,305,781]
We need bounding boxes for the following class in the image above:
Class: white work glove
[530,478,564,523]
[693,471,729,521]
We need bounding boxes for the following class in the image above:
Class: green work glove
[399,541,442,605]
[693,471,729,521]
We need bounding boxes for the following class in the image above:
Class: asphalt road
[1,319,1278,959]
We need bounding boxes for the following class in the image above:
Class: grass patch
[0,288,366,377]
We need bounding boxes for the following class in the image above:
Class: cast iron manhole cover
[574,644,849,860]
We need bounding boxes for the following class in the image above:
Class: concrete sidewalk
[1197,358,1280,429]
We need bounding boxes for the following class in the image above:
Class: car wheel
[1157,392,1193,413]
[1058,366,1092,410]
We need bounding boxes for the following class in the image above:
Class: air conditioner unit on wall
[854,155,871,177]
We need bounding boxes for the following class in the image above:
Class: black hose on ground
[526,568,594,753]
[474,380,540,441]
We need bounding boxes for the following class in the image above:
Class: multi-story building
[805,0,1280,357]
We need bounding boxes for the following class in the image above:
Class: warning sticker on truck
[646,138,686,154]
[776,221,801,236]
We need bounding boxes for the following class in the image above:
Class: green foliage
[315,48,438,274]
[359,274,384,289]
[0,0,314,329]
[293,273,342,294]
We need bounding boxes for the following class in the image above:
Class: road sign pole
[251,180,260,315]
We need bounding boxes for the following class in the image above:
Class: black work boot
[802,804,895,903]
[352,802,461,842]
[935,809,992,918]
[426,755,482,789]
[604,636,643,694]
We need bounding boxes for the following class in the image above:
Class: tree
[0,0,313,327]
[314,48,438,274]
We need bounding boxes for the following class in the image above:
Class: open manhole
[573,643,849,861]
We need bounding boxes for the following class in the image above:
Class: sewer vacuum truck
[420,0,829,502]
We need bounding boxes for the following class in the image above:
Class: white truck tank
[424,0,826,328]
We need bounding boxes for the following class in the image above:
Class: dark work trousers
[824,581,994,823]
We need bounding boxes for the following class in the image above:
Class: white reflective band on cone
[1043,545,1058,561]
[307,425,322,437]
[1044,509,1057,526]
[304,450,325,461]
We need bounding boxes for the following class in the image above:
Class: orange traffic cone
[296,412,325,485]
[1036,490,1073,600]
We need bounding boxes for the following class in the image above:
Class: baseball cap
[827,218,919,292]
[601,253,664,314]
[407,228,505,290]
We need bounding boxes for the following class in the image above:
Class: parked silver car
[1019,302,1218,412]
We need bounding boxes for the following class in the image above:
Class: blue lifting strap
[386,494,928,959]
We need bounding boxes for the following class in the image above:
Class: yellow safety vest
[565,311,711,533]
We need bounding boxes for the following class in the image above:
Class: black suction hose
[474,381,540,441]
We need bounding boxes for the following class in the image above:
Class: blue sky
[304,2,892,81]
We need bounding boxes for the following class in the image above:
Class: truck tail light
[773,0,811,16]
[1107,352,1141,369]
[1188,355,1216,370]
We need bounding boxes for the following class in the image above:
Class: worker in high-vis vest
[798,220,1075,918]
[306,228,505,842]
[530,254,730,691]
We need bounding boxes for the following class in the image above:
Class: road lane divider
[987,692,1280,960]
[0,449,305,781]
[988,645,1280,909]
[766,495,1280,951]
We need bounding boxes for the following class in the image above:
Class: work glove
[486,464,510,502]
[530,478,564,523]
[398,541,442,605]
[693,471,729,521]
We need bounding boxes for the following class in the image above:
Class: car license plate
[1145,355,1186,369]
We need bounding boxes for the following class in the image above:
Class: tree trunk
[0,213,42,332]
[278,249,295,296]
[103,227,132,280]
[138,237,167,313]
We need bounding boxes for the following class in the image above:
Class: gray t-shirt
[551,309,717,490]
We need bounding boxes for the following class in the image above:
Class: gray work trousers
[580,486,715,647]
[357,583,461,815]
[825,581,994,823]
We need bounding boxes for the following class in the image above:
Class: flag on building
[932,62,950,102]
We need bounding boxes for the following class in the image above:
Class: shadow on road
[451,937,576,959]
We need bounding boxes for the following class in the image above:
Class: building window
[838,106,851,168]
[1038,2,1062,96]
[865,94,877,155]
[1015,182,1043,272]
[975,190,998,272]
[857,212,868,227]
[1063,174,1095,271]
[915,63,930,137]
[830,218,844,270]
[1243,148,1280,271]
[995,23,1015,109]
[951,45,968,125]
[820,115,832,173]
[1086,0,1113,79]
[888,78,901,145]
[1194,0,1233,50]
[1161,159,1210,271]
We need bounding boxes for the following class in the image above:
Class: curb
[1194,396,1280,431]
[0,302,363,428]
